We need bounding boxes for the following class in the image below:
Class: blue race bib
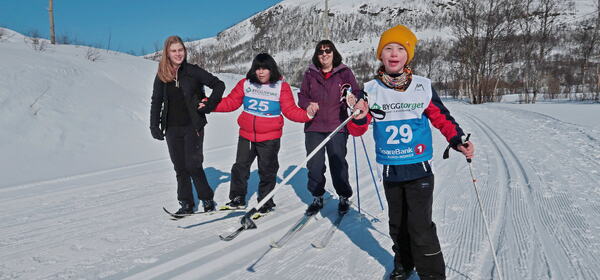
[243,96,281,117]
[373,117,433,165]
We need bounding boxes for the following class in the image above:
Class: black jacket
[150,61,225,133]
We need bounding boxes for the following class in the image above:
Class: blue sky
[0,0,283,54]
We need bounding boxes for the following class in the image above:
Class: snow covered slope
[0,28,156,187]
[1,28,599,279]
[0,29,243,189]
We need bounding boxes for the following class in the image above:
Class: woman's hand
[197,98,209,111]
[307,102,319,118]
[346,92,357,107]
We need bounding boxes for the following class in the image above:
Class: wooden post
[324,0,330,39]
[48,0,55,44]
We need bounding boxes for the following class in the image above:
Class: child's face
[380,43,408,74]
[256,68,271,84]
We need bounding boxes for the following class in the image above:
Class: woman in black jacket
[150,35,225,215]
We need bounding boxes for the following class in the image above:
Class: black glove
[197,98,212,114]
[150,126,164,140]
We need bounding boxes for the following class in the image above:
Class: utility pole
[48,0,56,44]
[323,0,330,39]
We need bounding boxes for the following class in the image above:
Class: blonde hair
[157,36,187,83]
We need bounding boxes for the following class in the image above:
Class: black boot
[338,196,350,214]
[389,265,408,280]
[305,196,324,216]
[225,196,246,209]
[202,200,216,212]
[258,204,274,214]
[258,199,276,214]
[174,201,194,215]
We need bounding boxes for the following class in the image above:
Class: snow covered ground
[1,29,599,279]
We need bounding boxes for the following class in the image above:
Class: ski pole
[238,109,362,229]
[352,136,361,214]
[463,135,503,280]
[360,136,384,211]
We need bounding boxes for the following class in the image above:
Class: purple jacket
[298,63,360,133]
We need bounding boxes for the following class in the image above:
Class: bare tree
[106,29,112,53]
[573,0,600,100]
[412,38,448,84]
[530,0,571,103]
[187,42,204,67]
[48,0,55,44]
[450,0,520,104]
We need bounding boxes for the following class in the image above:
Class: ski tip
[163,207,185,219]
[311,242,324,249]
[219,235,232,242]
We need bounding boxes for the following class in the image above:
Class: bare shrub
[25,30,48,52]
[86,46,101,62]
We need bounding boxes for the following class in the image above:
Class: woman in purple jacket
[298,40,362,215]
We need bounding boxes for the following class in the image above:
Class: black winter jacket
[150,61,225,133]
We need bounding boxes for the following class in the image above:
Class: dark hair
[246,53,282,84]
[311,40,343,69]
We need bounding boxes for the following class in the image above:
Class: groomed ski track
[1,102,598,279]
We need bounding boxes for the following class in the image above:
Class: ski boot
[220,196,246,210]
[174,201,194,215]
[305,196,324,216]
[338,196,350,214]
[202,199,216,212]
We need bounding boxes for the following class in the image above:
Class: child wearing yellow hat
[348,25,475,280]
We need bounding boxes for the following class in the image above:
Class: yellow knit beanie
[376,25,417,64]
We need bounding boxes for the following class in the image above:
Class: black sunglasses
[317,48,333,55]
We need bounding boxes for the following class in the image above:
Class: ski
[218,210,270,241]
[250,211,271,220]
[311,212,347,249]
[163,206,243,219]
[270,196,332,248]
[218,205,247,211]
[219,227,245,241]
[270,213,314,248]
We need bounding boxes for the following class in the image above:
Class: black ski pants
[383,175,446,280]
[229,137,279,207]
[165,125,214,206]
[305,131,353,198]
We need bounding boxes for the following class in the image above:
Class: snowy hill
[0,28,242,188]
[1,28,600,279]
[152,0,455,84]
[148,0,595,86]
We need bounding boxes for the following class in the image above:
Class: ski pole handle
[463,133,472,163]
